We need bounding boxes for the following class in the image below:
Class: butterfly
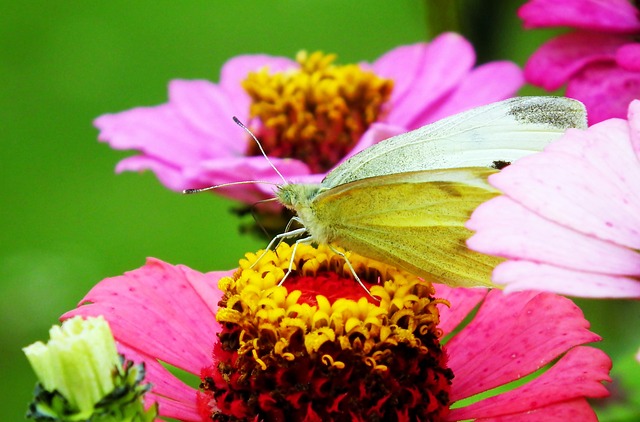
[268,97,587,289]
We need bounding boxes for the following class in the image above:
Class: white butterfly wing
[321,97,587,188]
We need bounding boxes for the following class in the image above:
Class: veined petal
[374,33,475,128]
[467,196,640,276]
[62,258,229,374]
[518,0,640,33]
[447,290,599,401]
[167,79,246,154]
[524,32,627,91]
[566,62,640,123]
[449,347,610,420]
[434,284,487,336]
[494,261,640,298]
[488,119,640,249]
[424,61,523,124]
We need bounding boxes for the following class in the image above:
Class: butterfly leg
[328,245,379,301]
[251,223,307,269]
[278,235,314,286]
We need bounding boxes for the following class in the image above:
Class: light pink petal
[450,347,610,420]
[433,284,487,336]
[524,32,627,90]
[191,155,310,201]
[95,105,206,164]
[424,61,523,124]
[628,99,640,156]
[447,290,599,401]
[116,155,190,192]
[219,55,298,113]
[518,0,640,33]
[167,80,246,155]
[61,258,230,375]
[118,343,201,421]
[494,261,640,298]
[467,197,640,276]
[489,120,640,249]
[566,62,640,123]
[617,43,640,72]
[473,399,598,422]
[373,34,475,129]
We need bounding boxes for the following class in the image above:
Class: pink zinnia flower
[519,0,640,124]
[63,244,610,421]
[467,100,640,298]
[95,33,522,203]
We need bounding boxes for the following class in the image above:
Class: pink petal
[118,343,202,421]
[567,62,640,123]
[488,119,640,249]
[423,61,523,124]
[167,80,246,155]
[433,284,487,336]
[494,261,640,298]
[450,347,610,420]
[373,33,475,129]
[524,32,627,90]
[95,105,206,164]
[190,155,310,202]
[628,99,640,155]
[473,399,598,422]
[115,155,189,192]
[62,258,230,375]
[446,290,600,401]
[467,197,640,276]
[219,54,298,113]
[518,0,640,33]
[617,43,640,72]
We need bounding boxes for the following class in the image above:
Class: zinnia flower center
[199,244,453,421]
[242,51,394,173]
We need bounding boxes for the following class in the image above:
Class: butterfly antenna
[183,180,280,194]
[233,116,288,185]
[249,198,280,238]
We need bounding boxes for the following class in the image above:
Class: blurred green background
[2,1,639,420]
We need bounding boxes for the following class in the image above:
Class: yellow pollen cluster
[241,51,394,173]
[215,243,448,372]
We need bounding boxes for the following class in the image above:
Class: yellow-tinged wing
[312,167,502,287]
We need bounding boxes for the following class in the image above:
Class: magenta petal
[446,290,599,401]
[567,62,640,123]
[339,123,407,163]
[374,33,475,128]
[424,61,523,124]
[449,347,610,420]
[518,0,640,33]
[467,196,640,276]
[62,258,230,375]
[433,284,487,336]
[488,119,640,250]
[524,32,627,90]
[617,43,640,71]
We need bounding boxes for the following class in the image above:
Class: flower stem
[424,0,460,38]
